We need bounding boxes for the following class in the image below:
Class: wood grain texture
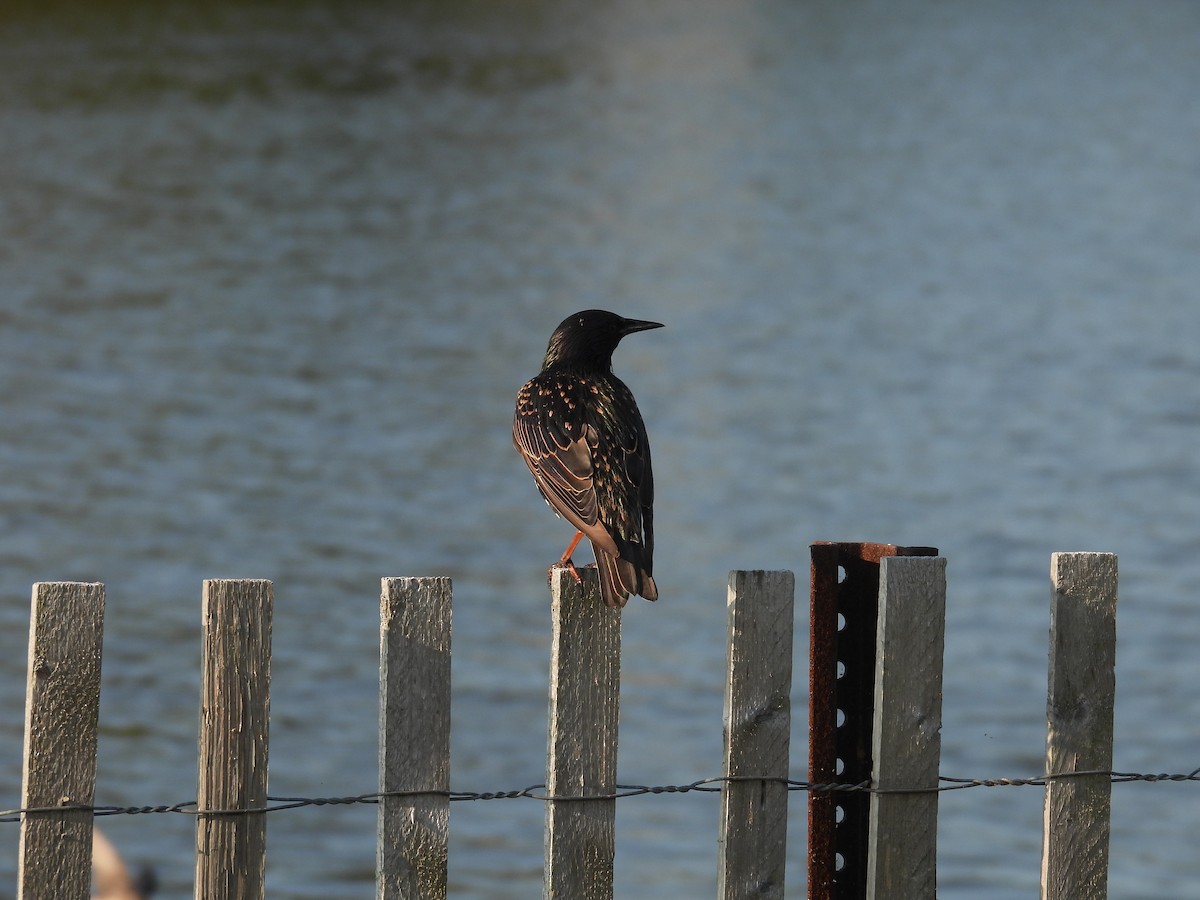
[544,567,620,900]
[717,570,795,900]
[19,582,105,900]
[377,577,452,900]
[195,579,273,900]
[1041,552,1117,900]
[866,556,946,900]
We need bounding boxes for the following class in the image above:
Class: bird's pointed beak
[621,318,665,334]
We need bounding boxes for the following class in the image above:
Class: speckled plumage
[513,310,661,608]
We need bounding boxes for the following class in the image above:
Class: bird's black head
[541,309,664,372]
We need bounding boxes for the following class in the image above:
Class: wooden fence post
[544,567,620,900]
[717,570,795,900]
[195,579,273,900]
[866,556,947,899]
[1041,552,1117,900]
[377,577,452,900]
[18,582,106,900]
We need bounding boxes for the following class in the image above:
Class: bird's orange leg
[554,530,585,584]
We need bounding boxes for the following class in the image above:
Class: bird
[513,309,662,609]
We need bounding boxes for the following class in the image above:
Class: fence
[6,545,1132,898]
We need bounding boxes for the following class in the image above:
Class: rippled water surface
[2,1,1200,896]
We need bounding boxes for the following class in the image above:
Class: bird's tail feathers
[593,541,657,608]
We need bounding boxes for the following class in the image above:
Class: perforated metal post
[808,542,938,900]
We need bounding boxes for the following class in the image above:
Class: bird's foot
[548,557,584,585]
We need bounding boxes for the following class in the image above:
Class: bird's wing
[513,384,620,557]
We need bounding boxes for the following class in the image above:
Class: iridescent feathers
[513,310,661,608]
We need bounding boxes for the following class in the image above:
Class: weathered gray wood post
[18,582,106,900]
[544,567,620,900]
[195,579,273,900]
[866,555,947,899]
[717,569,795,900]
[377,576,452,900]
[1041,552,1117,900]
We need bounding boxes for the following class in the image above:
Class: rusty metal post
[808,542,938,900]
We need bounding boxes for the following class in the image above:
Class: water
[2,1,1199,896]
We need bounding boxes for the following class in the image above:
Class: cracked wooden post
[1041,552,1117,900]
[866,556,947,899]
[195,579,273,900]
[19,582,106,900]
[718,569,796,900]
[377,576,452,900]
[544,567,620,900]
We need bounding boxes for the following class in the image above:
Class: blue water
[2,1,1199,896]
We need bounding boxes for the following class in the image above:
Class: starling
[513,309,662,608]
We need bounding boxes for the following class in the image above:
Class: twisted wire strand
[3,767,1197,822]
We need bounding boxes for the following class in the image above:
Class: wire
[3,767,1197,822]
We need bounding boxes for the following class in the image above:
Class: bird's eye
[578,316,586,326]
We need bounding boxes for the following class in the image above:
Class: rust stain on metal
[808,542,938,900]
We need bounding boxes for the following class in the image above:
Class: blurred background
[2,0,1199,896]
